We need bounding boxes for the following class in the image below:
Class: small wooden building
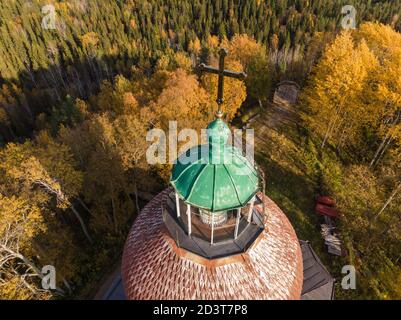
[300,241,335,300]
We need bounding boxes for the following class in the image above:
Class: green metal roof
[170,118,259,212]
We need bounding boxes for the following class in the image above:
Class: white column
[247,196,255,223]
[187,204,191,236]
[175,192,181,218]
[234,208,241,239]
[211,213,214,245]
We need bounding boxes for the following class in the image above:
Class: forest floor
[250,95,348,299]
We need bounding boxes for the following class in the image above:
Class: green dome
[170,119,259,212]
[207,118,230,145]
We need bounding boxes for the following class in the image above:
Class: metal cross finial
[198,48,247,117]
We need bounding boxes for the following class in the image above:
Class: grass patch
[252,116,352,299]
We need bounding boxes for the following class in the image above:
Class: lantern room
[164,115,264,259]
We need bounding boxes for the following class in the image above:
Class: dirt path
[252,85,300,149]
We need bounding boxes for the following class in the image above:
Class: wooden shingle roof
[121,188,303,300]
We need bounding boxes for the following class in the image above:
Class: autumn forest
[0,0,401,300]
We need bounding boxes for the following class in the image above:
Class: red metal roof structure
[315,203,341,219]
[121,188,303,300]
[317,196,335,207]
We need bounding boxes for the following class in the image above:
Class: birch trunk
[373,136,393,167]
[132,169,140,214]
[78,197,92,216]
[70,204,93,244]
[370,132,391,168]
[373,182,401,222]
[371,111,401,167]
[321,109,341,149]
[0,245,65,295]
[34,180,93,244]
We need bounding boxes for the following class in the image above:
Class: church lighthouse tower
[169,114,261,251]
[122,49,303,300]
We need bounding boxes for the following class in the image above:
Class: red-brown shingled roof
[122,188,303,300]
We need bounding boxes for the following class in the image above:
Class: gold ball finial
[215,109,224,119]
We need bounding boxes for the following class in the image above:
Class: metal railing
[166,191,261,245]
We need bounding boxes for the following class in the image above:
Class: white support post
[247,196,255,223]
[175,192,181,218]
[234,208,241,239]
[211,214,214,245]
[187,204,192,236]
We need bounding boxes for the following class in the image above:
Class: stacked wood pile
[316,196,344,256]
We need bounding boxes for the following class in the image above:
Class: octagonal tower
[122,115,303,300]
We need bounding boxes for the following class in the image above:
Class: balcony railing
[163,191,264,259]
